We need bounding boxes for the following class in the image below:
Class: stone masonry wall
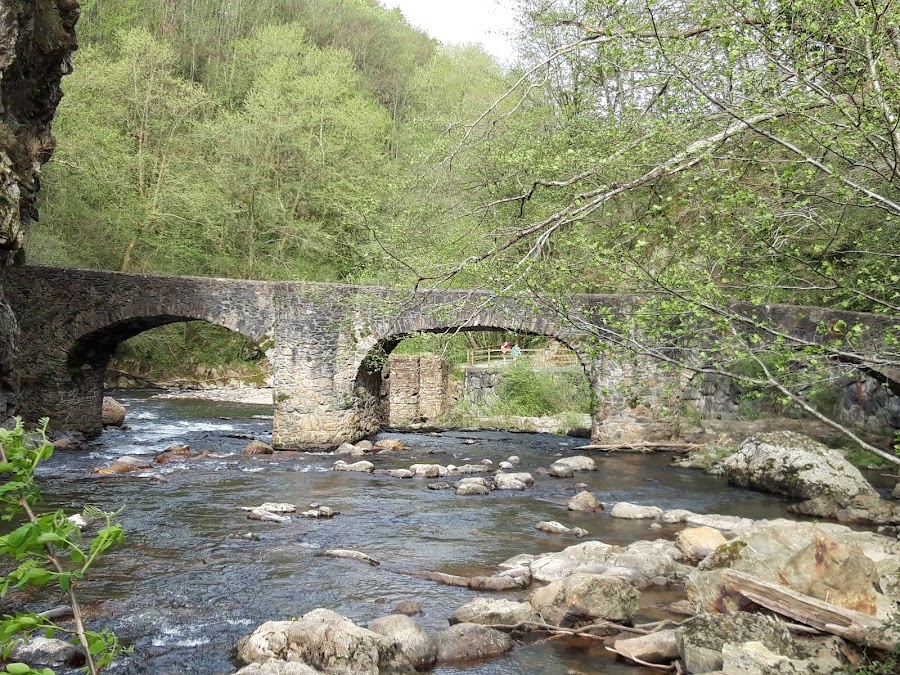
[8,265,898,448]
[384,354,448,426]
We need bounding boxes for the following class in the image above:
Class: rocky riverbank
[227,431,900,674]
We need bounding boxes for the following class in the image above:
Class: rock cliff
[0,0,78,419]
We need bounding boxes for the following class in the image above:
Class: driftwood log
[721,569,898,650]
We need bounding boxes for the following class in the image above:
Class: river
[18,391,881,675]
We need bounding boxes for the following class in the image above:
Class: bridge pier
[589,354,683,444]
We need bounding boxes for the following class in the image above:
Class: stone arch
[348,316,593,436]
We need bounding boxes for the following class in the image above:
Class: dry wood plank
[721,569,897,650]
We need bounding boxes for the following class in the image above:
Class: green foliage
[469,363,593,417]
[109,322,269,384]
[0,420,126,674]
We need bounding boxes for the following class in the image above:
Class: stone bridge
[3,265,896,448]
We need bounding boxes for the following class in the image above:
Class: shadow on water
[23,391,852,674]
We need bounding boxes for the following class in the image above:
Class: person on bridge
[500,340,510,359]
[512,343,521,361]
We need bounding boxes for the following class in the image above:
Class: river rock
[452,464,490,474]
[392,600,422,616]
[609,502,663,519]
[790,493,900,525]
[535,521,588,537]
[244,440,274,456]
[507,455,521,466]
[498,461,514,470]
[409,464,446,478]
[675,612,796,674]
[332,460,375,473]
[529,538,688,587]
[248,509,292,523]
[321,549,380,566]
[234,660,322,675]
[335,442,356,456]
[456,482,489,496]
[426,482,451,490]
[387,469,414,479]
[530,540,620,582]
[92,455,152,475]
[101,397,126,427]
[610,630,678,665]
[449,598,541,629]
[375,439,406,452]
[367,615,436,670]
[567,491,601,511]
[355,440,374,451]
[300,506,337,519]
[530,573,640,627]
[495,472,534,489]
[237,610,414,674]
[676,526,727,561]
[434,623,512,663]
[548,456,596,477]
[8,636,85,667]
[687,521,900,618]
[719,431,878,505]
[241,502,296,513]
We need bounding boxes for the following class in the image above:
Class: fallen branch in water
[395,569,529,590]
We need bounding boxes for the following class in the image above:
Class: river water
[19,392,879,675]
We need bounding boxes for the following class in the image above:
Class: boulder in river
[530,573,640,628]
[234,660,322,675]
[332,460,375,473]
[244,440,274,456]
[687,521,900,618]
[386,469,414,479]
[609,502,663,519]
[101,397,126,427]
[494,472,534,490]
[409,464,446,478]
[718,431,878,505]
[391,600,422,616]
[567,491,601,512]
[237,609,415,674]
[456,482,489,496]
[321,549,380,566]
[675,611,797,674]
[434,623,512,663]
[334,442,356,456]
[675,526,727,561]
[375,438,406,452]
[91,455,151,475]
[367,615,436,670]
[449,597,541,629]
[609,630,678,666]
[8,636,85,668]
[548,455,596,477]
[535,521,588,537]
[248,509,291,524]
[241,502,296,514]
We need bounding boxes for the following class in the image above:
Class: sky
[382,0,518,63]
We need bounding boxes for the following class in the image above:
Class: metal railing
[466,346,579,366]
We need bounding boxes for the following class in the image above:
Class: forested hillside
[32,0,510,284]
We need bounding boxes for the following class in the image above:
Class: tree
[397,0,900,460]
